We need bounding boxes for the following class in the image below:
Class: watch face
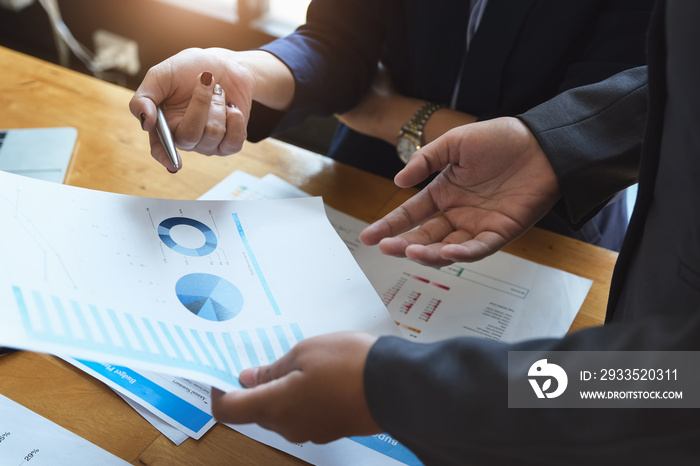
[397,136,419,164]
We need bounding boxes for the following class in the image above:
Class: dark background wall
[0,0,336,154]
[0,0,273,89]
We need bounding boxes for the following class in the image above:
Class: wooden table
[0,46,618,465]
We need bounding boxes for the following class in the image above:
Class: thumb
[394,127,465,188]
[129,94,159,132]
[210,369,301,425]
[238,367,259,388]
[237,343,302,388]
[129,62,173,131]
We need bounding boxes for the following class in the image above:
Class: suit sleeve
[365,312,700,465]
[247,0,389,141]
[519,66,647,227]
[363,66,697,465]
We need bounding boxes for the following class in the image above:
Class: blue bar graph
[12,286,304,387]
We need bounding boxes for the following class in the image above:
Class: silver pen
[156,106,181,170]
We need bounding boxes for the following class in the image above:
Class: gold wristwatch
[396,102,443,164]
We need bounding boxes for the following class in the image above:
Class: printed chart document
[197,171,594,466]
[203,171,593,344]
[0,394,130,465]
[330,208,592,343]
[0,170,399,393]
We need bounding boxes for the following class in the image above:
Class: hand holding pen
[129,49,261,172]
[132,72,236,173]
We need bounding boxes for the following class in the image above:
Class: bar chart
[12,285,304,387]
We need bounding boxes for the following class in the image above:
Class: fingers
[377,233,505,267]
[370,207,511,265]
[360,131,468,244]
[238,366,259,388]
[176,72,222,153]
[359,189,441,246]
[220,100,247,154]
[435,238,503,263]
[238,348,300,389]
[211,371,301,426]
[130,49,251,169]
[129,62,169,131]
[176,71,215,150]
[402,232,507,266]
[393,127,464,188]
[129,59,184,171]
[373,213,467,263]
[130,97,158,133]
[173,72,246,156]
[211,352,300,425]
[211,332,380,444]
[373,213,457,259]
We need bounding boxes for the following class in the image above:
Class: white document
[0,394,130,465]
[328,208,592,343]
[0,170,398,392]
[230,424,422,466]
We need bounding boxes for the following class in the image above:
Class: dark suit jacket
[250,0,652,250]
[252,0,651,150]
[364,2,699,464]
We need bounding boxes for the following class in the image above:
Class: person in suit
[130,0,652,250]
[209,1,699,464]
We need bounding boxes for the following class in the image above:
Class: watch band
[400,102,443,141]
[396,101,443,164]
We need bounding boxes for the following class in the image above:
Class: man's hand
[360,117,561,266]
[211,332,381,444]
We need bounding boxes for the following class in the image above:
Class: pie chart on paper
[175,273,244,322]
[158,217,218,257]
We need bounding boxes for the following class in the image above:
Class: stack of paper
[0,168,592,465]
[196,171,593,465]
[0,169,398,448]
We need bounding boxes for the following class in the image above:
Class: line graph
[1,189,78,288]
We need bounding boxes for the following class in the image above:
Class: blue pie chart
[158,217,217,257]
[175,273,244,322]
